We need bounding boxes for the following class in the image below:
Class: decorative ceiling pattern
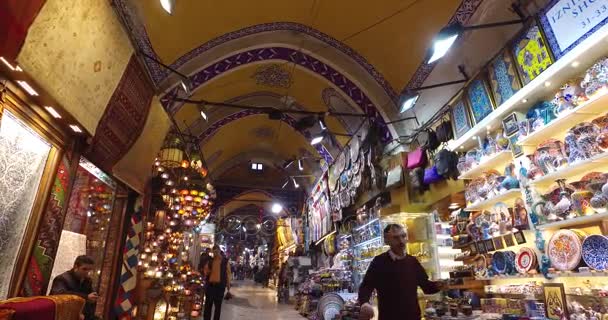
[160,47,392,142]
[252,64,294,88]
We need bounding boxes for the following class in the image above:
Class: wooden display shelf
[464,189,521,211]
[458,151,513,180]
[447,26,608,152]
[535,211,608,230]
[477,270,608,280]
[529,152,608,188]
[517,92,608,147]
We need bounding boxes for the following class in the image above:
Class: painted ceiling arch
[114,0,469,97]
[161,46,395,141]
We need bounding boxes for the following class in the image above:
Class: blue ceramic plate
[492,251,507,274]
[582,235,608,271]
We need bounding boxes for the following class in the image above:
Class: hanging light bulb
[298,159,303,171]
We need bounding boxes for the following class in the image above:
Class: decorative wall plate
[492,251,507,274]
[547,230,584,271]
[515,247,536,273]
[350,137,360,162]
[582,235,608,271]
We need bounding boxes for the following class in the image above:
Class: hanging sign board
[540,0,608,58]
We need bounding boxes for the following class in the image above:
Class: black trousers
[204,284,225,320]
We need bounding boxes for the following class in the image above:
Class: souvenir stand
[431,5,608,319]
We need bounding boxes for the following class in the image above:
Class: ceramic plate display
[515,247,536,273]
[466,75,495,124]
[547,229,584,271]
[581,235,608,271]
[504,250,517,274]
[492,251,507,274]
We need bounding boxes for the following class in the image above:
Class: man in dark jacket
[199,248,211,273]
[50,255,98,320]
[203,245,232,320]
[358,224,446,320]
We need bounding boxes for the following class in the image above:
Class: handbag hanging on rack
[407,147,427,169]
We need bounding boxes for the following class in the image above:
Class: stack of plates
[318,293,345,320]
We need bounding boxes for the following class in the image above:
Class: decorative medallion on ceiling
[252,64,293,89]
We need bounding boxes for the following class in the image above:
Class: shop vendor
[358,223,446,320]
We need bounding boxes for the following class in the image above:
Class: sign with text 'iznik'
[540,0,608,58]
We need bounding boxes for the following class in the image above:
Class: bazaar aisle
[218,281,304,320]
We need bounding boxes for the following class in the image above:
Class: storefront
[293,2,608,318]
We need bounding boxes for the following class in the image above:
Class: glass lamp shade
[158,147,184,168]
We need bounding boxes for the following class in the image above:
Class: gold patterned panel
[17,0,133,134]
[112,98,171,194]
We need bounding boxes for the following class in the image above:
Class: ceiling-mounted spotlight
[399,91,420,113]
[427,19,523,64]
[318,116,327,131]
[180,78,191,94]
[199,103,208,121]
[271,203,283,214]
[283,159,294,169]
[160,0,175,14]
[292,177,300,189]
[281,179,289,189]
[310,135,324,145]
[428,23,463,64]
[298,159,303,171]
[268,109,283,120]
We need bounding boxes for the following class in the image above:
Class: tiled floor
[212,280,304,320]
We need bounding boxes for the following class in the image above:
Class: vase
[588,181,608,213]
[555,179,574,219]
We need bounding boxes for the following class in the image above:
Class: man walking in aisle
[49,255,99,320]
[203,245,232,320]
[358,224,446,320]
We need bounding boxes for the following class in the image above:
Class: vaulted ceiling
[112,0,490,190]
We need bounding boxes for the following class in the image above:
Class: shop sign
[540,0,608,58]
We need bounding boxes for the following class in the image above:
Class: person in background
[199,248,211,273]
[358,224,446,320]
[50,255,99,320]
[203,245,232,320]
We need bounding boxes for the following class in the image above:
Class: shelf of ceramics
[535,211,608,230]
[464,189,522,211]
[459,151,513,180]
[529,152,608,188]
[447,24,608,152]
[518,92,608,147]
[477,270,608,280]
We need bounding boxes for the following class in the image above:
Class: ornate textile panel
[112,97,171,194]
[0,0,46,60]
[22,156,74,297]
[86,55,155,173]
[0,110,52,299]
[17,0,133,133]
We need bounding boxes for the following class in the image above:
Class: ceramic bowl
[582,235,608,271]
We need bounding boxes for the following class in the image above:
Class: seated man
[50,255,99,320]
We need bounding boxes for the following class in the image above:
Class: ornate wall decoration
[160,47,392,142]
[465,75,495,124]
[22,157,73,297]
[0,110,51,299]
[488,49,522,106]
[18,0,133,133]
[86,55,155,172]
[511,23,553,85]
[252,64,293,88]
